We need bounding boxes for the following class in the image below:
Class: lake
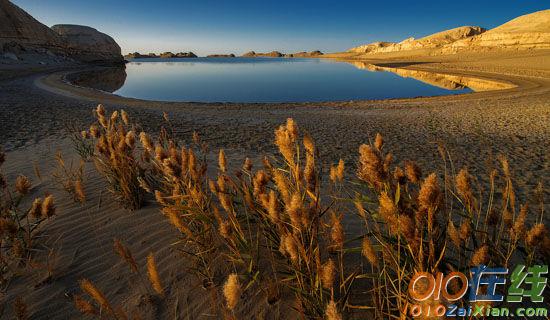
[75,58,486,103]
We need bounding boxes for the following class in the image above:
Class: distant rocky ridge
[160,51,197,58]
[124,52,157,59]
[242,51,283,57]
[349,26,486,54]
[0,0,123,64]
[206,54,236,58]
[349,9,550,55]
[242,50,323,58]
[124,51,198,59]
[288,50,324,58]
[124,50,323,59]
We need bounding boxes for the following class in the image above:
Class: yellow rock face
[349,10,550,55]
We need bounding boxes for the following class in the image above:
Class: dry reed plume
[223,273,241,311]
[146,252,163,295]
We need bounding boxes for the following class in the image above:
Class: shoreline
[1,50,549,176]
[0,50,547,196]
[2,51,549,169]
[36,56,529,107]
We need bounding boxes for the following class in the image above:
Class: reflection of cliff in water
[67,66,127,92]
[348,62,516,92]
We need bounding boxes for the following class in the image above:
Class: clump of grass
[81,105,146,210]
[52,151,86,204]
[146,130,220,286]
[0,149,56,285]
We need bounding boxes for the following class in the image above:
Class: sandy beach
[1,48,549,318]
[3,49,549,188]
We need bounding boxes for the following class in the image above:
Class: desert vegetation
[0,149,57,318]
[49,105,547,319]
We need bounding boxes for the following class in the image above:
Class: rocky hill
[0,0,64,53]
[0,0,123,64]
[349,9,550,55]
[52,25,123,63]
[444,9,550,52]
[349,26,486,54]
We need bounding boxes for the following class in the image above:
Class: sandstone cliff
[349,26,485,54]
[444,9,550,52]
[51,24,123,63]
[0,0,123,64]
[349,9,550,55]
[0,0,64,53]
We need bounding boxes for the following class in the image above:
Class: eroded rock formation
[0,0,123,64]
[0,0,63,51]
[443,9,550,53]
[349,9,550,55]
[349,26,486,54]
[51,24,123,63]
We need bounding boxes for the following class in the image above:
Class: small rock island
[124,51,197,59]
[241,50,323,58]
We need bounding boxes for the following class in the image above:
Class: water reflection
[67,66,127,93]
[66,59,514,102]
[348,62,516,92]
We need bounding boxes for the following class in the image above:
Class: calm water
[107,58,472,102]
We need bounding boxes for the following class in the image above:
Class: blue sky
[12,0,549,56]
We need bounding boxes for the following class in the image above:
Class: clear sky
[12,0,549,56]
